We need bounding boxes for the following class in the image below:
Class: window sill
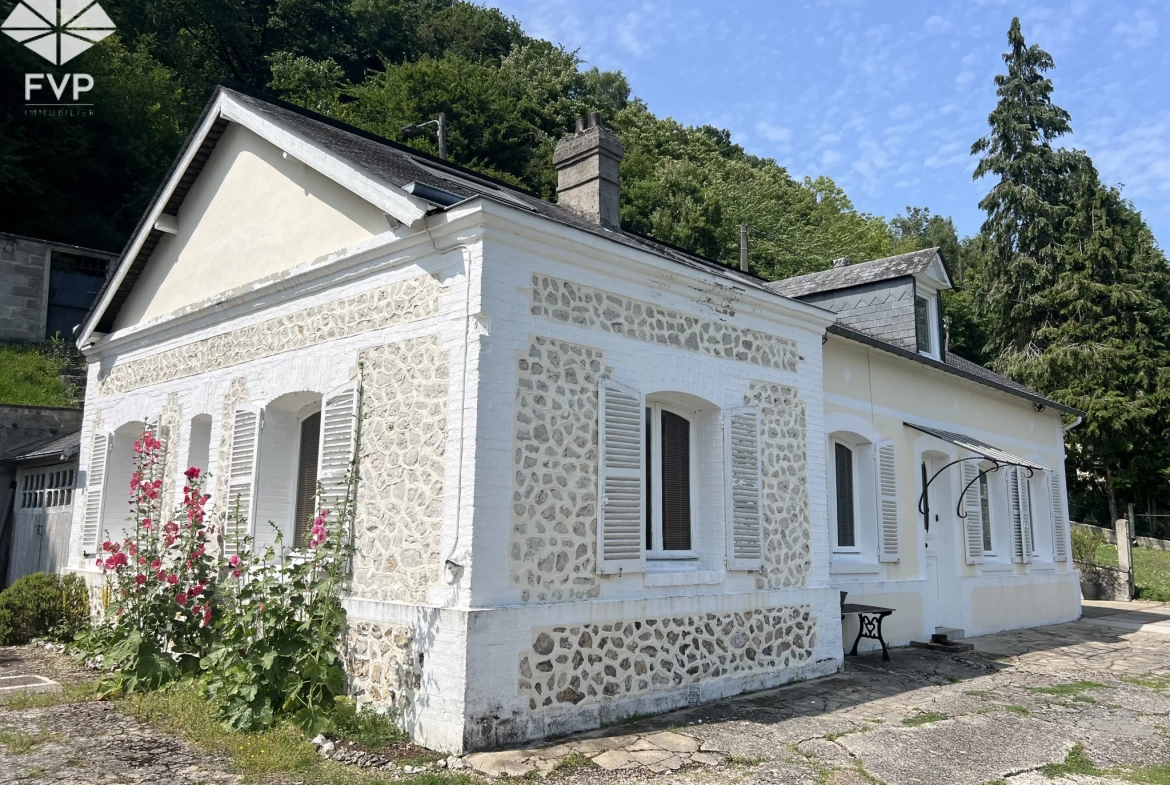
[1028,561,1057,572]
[980,561,1015,574]
[830,557,882,575]
[643,570,725,587]
[645,557,700,573]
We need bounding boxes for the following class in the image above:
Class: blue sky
[491,0,1170,244]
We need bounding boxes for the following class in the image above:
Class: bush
[0,572,90,645]
[1072,525,1106,565]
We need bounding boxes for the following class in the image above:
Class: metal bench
[842,603,895,662]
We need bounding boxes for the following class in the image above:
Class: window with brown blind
[834,441,856,549]
[293,411,321,548]
[644,403,694,555]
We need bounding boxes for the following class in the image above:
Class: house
[66,84,1080,753]
[770,252,1081,647]
[0,232,115,343]
[0,432,80,587]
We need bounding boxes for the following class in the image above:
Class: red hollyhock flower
[135,574,147,585]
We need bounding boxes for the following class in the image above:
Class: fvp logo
[2,0,115,65]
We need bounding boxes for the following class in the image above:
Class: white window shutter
[1019,469,1034,561]
[960,459,985,565]
[597,377,644,574]
[876,441,899,563]
[223,404,262,553]
[317,384,359,513]
[1050,471,1069,562]
[81,429,112,553]
[725,406,763,571]
[1008,467,1033,564]
[146,414,169,491]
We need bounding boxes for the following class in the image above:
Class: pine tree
[973,18,1170,521]
[971,17,1075,364]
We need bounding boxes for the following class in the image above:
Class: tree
[970,16,1076,363]
[971,18,1170,521]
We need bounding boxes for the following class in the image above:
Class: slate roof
[2,431,81,463]
[767,248,943,299]
[85,83,782,335]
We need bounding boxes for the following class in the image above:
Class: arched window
[186,414,212,475]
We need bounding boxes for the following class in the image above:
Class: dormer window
[915,293,938,358]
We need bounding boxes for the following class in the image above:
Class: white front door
[923,455,961,630]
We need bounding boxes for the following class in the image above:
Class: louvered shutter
[1050,471,1069,562]
[317,384,359,514]
[961,459,985,565]
[1008,467,1033,564]
[876,441,900,563]
[597,378,644,574]
[81,429,111,553]
[146,414,170,494]
[223,404,262,553]
[725,406,763,570]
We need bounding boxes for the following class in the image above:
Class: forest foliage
[1,2,1166,520]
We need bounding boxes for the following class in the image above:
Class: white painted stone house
[67,84,1080,753]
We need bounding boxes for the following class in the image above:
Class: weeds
[725,754,767,766]
[0,681,99,710]
[901,711,948,727]
[1041,744,1102,778]
[551,752,597,775]
[1028,681,1107,697]
[0,728,53,754]
[1004,705,1029,715]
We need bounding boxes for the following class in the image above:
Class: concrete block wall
[0,234,50,342]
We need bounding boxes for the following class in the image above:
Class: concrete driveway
[464,601,1170,784]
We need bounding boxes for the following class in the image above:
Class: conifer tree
[971,17,1075,363]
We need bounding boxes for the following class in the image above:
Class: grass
[725,754,768,766]
[1028,681,1108,697]
[121,682,468,784]
[1124,675,1170,690]
[551,752,597,775]
[0,728,53,754]
[0,343,74,407]
[1129,765,1170,784]
[0,681,99,710]
[901,711,948,727]
[964,690,994,698]
[1041,744,1102,778]
[1095,543,1170,602]
[1004,705,1030,715]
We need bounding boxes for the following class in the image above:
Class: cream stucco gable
[113,123,391,330]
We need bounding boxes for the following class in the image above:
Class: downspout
[1062,415,1083,433]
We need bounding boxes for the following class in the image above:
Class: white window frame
[915,289,940,360]
[645,400,698,562]
[978,464,996,557]
[828,434,879,561]
[830,438,861,554]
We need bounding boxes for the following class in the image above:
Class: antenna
[401,111,447,160]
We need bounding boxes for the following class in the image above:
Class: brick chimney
[553,112,624,229]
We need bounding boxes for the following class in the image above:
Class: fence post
[1115,516,1135,601]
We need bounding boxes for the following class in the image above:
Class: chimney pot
[832,257,851,268]
[553,115,624,229]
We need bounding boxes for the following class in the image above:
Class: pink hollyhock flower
[175,592,188,605]
[95,557,104,567]
[101,541,112,552]
[103,557,116,571]
[135,574,147,586]
[156,570,166,581]
[185,467,201,480]
[232,569,241,578]
[257,602,265,612]
[150,559,161,570]
[228,554,241,567]
[166,573,178,585]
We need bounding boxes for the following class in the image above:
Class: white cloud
[1112,9,1158,49]
[924,14,951,34]
[822,149,843,166]
[754,121,793,143]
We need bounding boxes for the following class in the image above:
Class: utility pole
[401,111,448,161]
[739,224,749,273]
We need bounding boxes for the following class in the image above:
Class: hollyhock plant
[80,426,219,691]
[81,409,360,736]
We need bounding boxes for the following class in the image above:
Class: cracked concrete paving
[466,603,1170,784]
[2,603,1170,784]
